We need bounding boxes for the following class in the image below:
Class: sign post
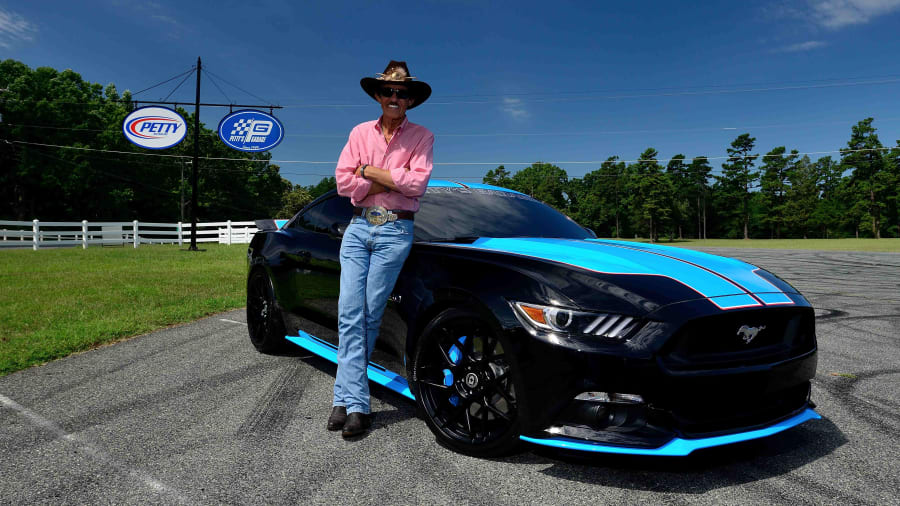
[122,58,283,252]
[190,57,202,251]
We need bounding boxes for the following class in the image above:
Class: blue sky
[3,0,900,186]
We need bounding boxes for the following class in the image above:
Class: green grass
[0,244,248,377]
[611,238,900,252]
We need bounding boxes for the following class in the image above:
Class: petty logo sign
[217,109,284,152]
[121,106,187,150]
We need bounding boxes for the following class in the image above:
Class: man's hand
[355,164,403,192]
[366,181,388,195]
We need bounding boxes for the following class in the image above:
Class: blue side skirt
[285,331,415,400]
[284,332,820,456]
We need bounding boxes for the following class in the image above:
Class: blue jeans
[333,216,414,414]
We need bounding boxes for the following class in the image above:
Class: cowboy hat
[360,60,431,109]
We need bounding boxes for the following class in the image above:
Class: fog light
[611,393,644,404]
[575,391,644,404]
[575,391,611,402]
[573,392,647,430]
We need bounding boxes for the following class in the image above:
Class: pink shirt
[335,116,434,212]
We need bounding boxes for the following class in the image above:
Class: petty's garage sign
[122,106,187,149]
[217,109,284,152]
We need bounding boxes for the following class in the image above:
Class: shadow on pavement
[292,353,418,434]
[287,346,849,495]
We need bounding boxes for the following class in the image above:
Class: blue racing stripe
[593,240,795,305]
[440,237,761,310]
[427,180,464,188]
[457,182,526,194]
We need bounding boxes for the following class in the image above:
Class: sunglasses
[378,87,411,100]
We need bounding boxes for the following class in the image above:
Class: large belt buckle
[364,206,391,226]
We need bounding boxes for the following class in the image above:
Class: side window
[292,195,354,234]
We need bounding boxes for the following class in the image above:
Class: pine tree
[717,134,759,239]
[483,165,512,187]
[688,156,712,239]
[759,147,798,238]
[629,148,672,242]
[841,118,888,238]
[666,154,690,239]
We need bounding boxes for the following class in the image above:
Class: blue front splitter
[520,408,821,456]
[284,332,820,456]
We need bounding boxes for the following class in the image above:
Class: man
[330,61,434,438]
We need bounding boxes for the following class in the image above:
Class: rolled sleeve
[389,132,434,198]
[335,128,373,205]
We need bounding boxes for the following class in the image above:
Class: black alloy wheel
[246,269,288,353]
[413,308,522,457]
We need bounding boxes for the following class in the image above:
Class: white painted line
[219,318,247,326]
[0,393,191,503]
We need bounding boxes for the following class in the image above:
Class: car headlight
[512,302,640,340]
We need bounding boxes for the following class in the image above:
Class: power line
[430,73,900,99]
[26,148,180,197]
[201,69,232,104]
[202,67,276,106]
[131,67,196,96]
[279,77,900,108]
[8,115,900,139]
[2,123,223,137]
[161,69,196,102]
[23,144,270,218]
[9,139,895,165]
[7,74,900,109]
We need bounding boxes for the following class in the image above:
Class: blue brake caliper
[445,336,467,407]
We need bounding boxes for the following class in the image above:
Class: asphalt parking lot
[1,248,898,505]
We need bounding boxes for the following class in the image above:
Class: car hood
[435,237,798,311]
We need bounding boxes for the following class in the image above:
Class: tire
[412,308,523,457]
[246,269,289,353]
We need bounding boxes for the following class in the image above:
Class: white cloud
[778,40,828,52]
[808,0,900,28]
[151,14,178,25]
[501,97,529,120]
[0,8,37,48]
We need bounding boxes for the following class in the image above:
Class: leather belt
[353,206,414,225]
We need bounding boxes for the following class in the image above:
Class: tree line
[2,60,898,239]
[0,59,302,222]
[483,124,900,240]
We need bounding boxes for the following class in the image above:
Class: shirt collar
[375,115,409,134]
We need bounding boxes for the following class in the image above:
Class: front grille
[660,307,816,371]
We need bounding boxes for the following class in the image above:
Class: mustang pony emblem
[737,325,766,344]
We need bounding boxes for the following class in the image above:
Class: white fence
[0,220,260,250]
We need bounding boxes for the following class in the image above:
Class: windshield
[415,187,591,242]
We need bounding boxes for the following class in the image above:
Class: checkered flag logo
[224,116,274,145]
[230,119,254,136]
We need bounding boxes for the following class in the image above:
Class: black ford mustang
[246,181,819,457]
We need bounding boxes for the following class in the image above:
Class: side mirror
[331,223,348,237]
[585,227,597,239]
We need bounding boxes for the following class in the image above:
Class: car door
[272,193,410,371]
[271,194,353,342]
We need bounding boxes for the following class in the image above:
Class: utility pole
[189,56,202,251]
[180,159,187,223]
[126,59,282,252]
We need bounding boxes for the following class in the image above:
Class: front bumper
[510,303,819,455]
[521,407,821,456]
